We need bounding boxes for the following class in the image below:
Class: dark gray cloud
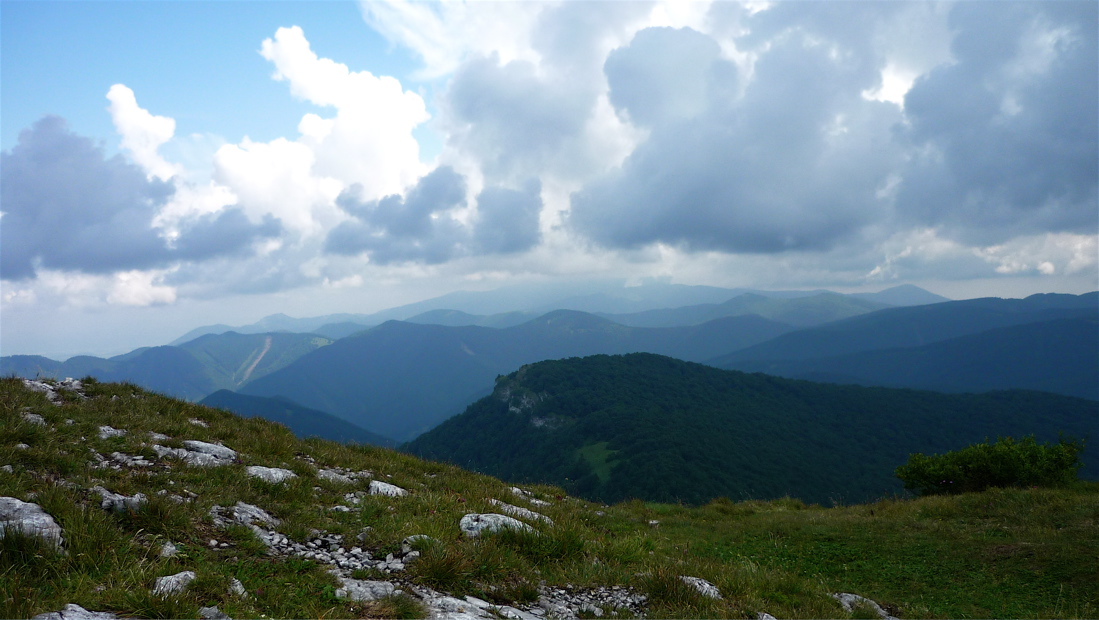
[569,2,1096,255]
[896,1,1098,243]
[445,55,593,181]
[0,116,282,280]
[570,24,902,253]
[326,165,542,264]
[327,165,468,264]
[605,26,735,127]
[473,179,543,254]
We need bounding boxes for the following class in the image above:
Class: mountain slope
[242,311,795,441]
[726,317,1099,400]
[713,292,1097,364]
[2,332,331,402]
[199,389,396,447]
[598,291,890,328]
[406,354,1098,506]
[178,332,333,387]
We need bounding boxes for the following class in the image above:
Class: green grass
[3,377,1097,619]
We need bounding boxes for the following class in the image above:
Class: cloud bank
[3,1,1095,315]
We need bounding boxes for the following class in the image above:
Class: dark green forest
[406,353,1097,505]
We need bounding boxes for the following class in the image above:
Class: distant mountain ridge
[241,311,797,441]
[406,353,1098,505]
[169,283,946,344]
[1,332,332,401]
[725,317,1098,400]
[713,292,1098,364]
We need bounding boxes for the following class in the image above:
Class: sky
[2,0,1097,359]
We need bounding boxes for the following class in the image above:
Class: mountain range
[3,286,1094,446]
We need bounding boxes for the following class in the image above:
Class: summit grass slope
[3,377,1097,619]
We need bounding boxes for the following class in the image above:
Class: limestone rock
[182,440,236,461]
[369,480,408,497]
[832,593,897,620]
[0,496,64,550]
[317,468,353,484]
[334,577,396,601]
[90,486,147,513]
[23,412,47,426]
[680,576,722,599]
[459,513,534,537]
[488,498,553,524]
[31,604,119,620]
[411,585,495,620]
[22,379,61,404]
[97,426,125,439]
[510,486,551,507]
[198,606,231,620]
[246,466,297,484]
[153,440,235,467]
[229,577,249,598]
[159,541,179,558]
[152,570,196,597]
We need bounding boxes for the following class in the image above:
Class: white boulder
[488,499,553,524]
[31,604,119,620]
[0,497,64,550]
[245,466,297,484]
[152,570,196,597]
[369,480,408,497]
[459,513,534,537]
[680,576,722,599]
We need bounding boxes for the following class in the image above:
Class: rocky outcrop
[153,570,196,597]
[0,496,64,550]
[832,593,898,619]
[31,604,118,620]
[368,480,408,497]
[97,426,125,439]
[488,498,553,524]
[333,576,397,601]
[680,575,722,599]
[245,465,296,483]
[152,440,236,467]
[90,486,147,513]
[459,513,535,537]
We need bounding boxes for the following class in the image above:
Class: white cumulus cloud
[106,84,182,181]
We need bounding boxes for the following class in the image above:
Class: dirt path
[239,336,272,384]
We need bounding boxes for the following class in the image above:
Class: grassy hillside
[407,354,1098,505]
[242,311,794,441]
[3,378,1097,619]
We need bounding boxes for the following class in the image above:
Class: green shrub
[895,436,1084,496]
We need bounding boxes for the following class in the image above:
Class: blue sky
[2,1,1097,358]
[2,2,434,155]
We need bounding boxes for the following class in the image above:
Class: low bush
[896,435,1084,496]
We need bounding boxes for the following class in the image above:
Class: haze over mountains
[3,283,1095,451]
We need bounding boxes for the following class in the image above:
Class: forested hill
[406,354,1098,506]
